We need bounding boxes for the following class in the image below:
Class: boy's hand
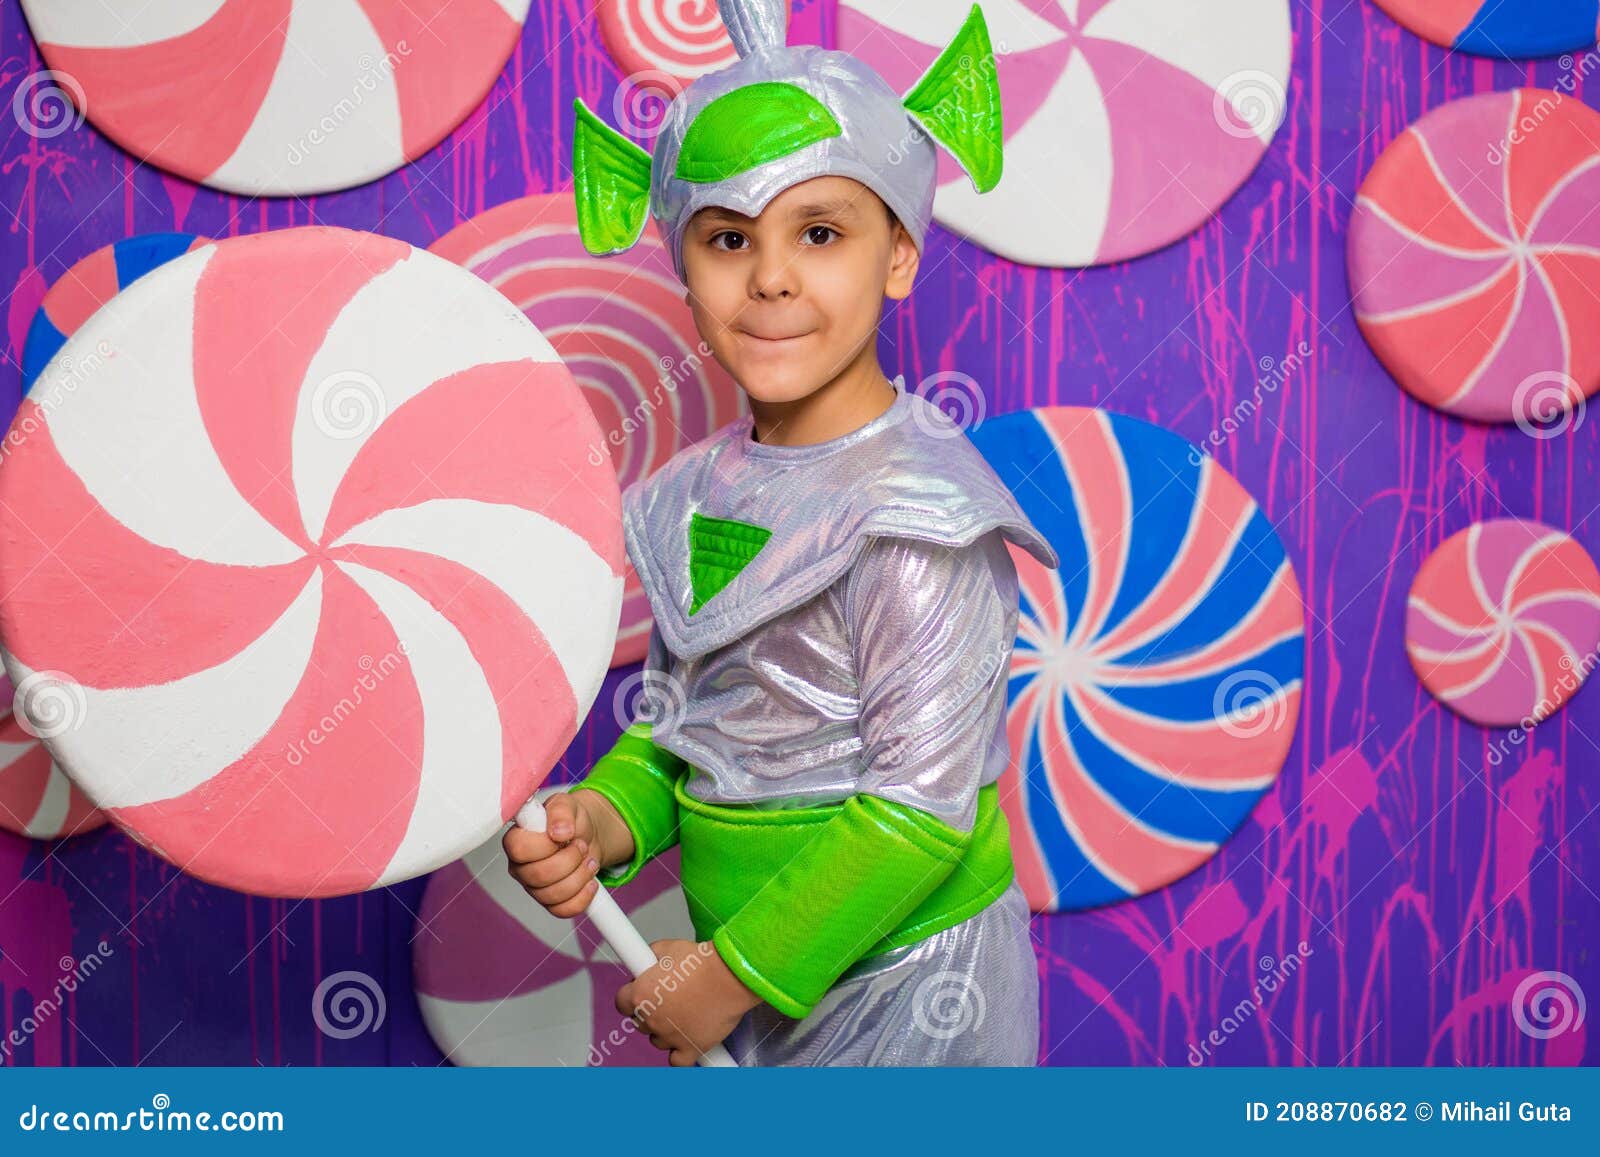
[617,938,764,1066]
[503,791,630,918]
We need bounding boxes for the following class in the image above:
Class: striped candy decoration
[0,673,102,840]
[1372,0,1599,60]
[1349,90,1600,425]
[0,227,623,898]
[838,0,1291,267]
[4,233,210,841]
[22,233,210,393]
[1406,520,1600,728]
[20,1,531,196]
[971,408,1305,913]
[595,0,789,85]
[429,195,744,668]
[414,793,694,1066]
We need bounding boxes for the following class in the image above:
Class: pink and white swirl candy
[839,0,1292,267]
[1349,89,1600,424]
[430,195,743,667]
[1407,519,1600,728]
[0,673,104,840]
[0,227,624,898]
[596,0,789,84]
[20,1,532,195]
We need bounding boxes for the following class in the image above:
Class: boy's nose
[749,251,797,300]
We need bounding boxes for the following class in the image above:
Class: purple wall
[1,0,1595,1067]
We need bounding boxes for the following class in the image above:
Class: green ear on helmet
[901,3,1004,193]
[571,98,654,256]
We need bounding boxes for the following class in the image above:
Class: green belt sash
[674,776,1015,959]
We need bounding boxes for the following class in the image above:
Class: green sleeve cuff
[711,794,970,1019]
[566,723,687,888]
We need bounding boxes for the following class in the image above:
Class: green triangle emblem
[688,512,772,615]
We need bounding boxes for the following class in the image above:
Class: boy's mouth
[738,326,815,345]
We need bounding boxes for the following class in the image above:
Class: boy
[504,0,1059,1066]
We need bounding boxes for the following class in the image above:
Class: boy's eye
[709,230,747,251]
[802,225,838,246]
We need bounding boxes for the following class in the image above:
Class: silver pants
[722,879,1039,1066]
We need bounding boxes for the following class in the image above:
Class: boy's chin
[729,366,826,406]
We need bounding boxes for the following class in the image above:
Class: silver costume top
[626,378,1060,833]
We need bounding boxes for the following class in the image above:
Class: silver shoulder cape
[622,377,1060,662]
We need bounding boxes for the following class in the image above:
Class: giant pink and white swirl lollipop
[0,227,624,897]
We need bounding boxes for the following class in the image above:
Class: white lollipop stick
[514,796,738,1068]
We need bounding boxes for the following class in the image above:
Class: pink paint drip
[0,834,73,1066]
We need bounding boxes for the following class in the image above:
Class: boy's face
[680,176,920,405]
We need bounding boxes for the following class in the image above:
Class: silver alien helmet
[572,0,1004,282]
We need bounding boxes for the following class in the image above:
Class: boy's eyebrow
[784,197,863,220]
[696,206,755,225]
[693,194,866,229]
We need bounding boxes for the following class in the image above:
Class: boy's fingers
[545,878,600,919]
[524,847,595,898]
[528,868,590,908]
[503,822,588,866]
[543,793,582,840]
[501,825,560,864]
[511,840,591,889]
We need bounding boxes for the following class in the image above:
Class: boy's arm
[565,628,688,887]
[710,533,1016,1019]
[711,793,972,1019]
